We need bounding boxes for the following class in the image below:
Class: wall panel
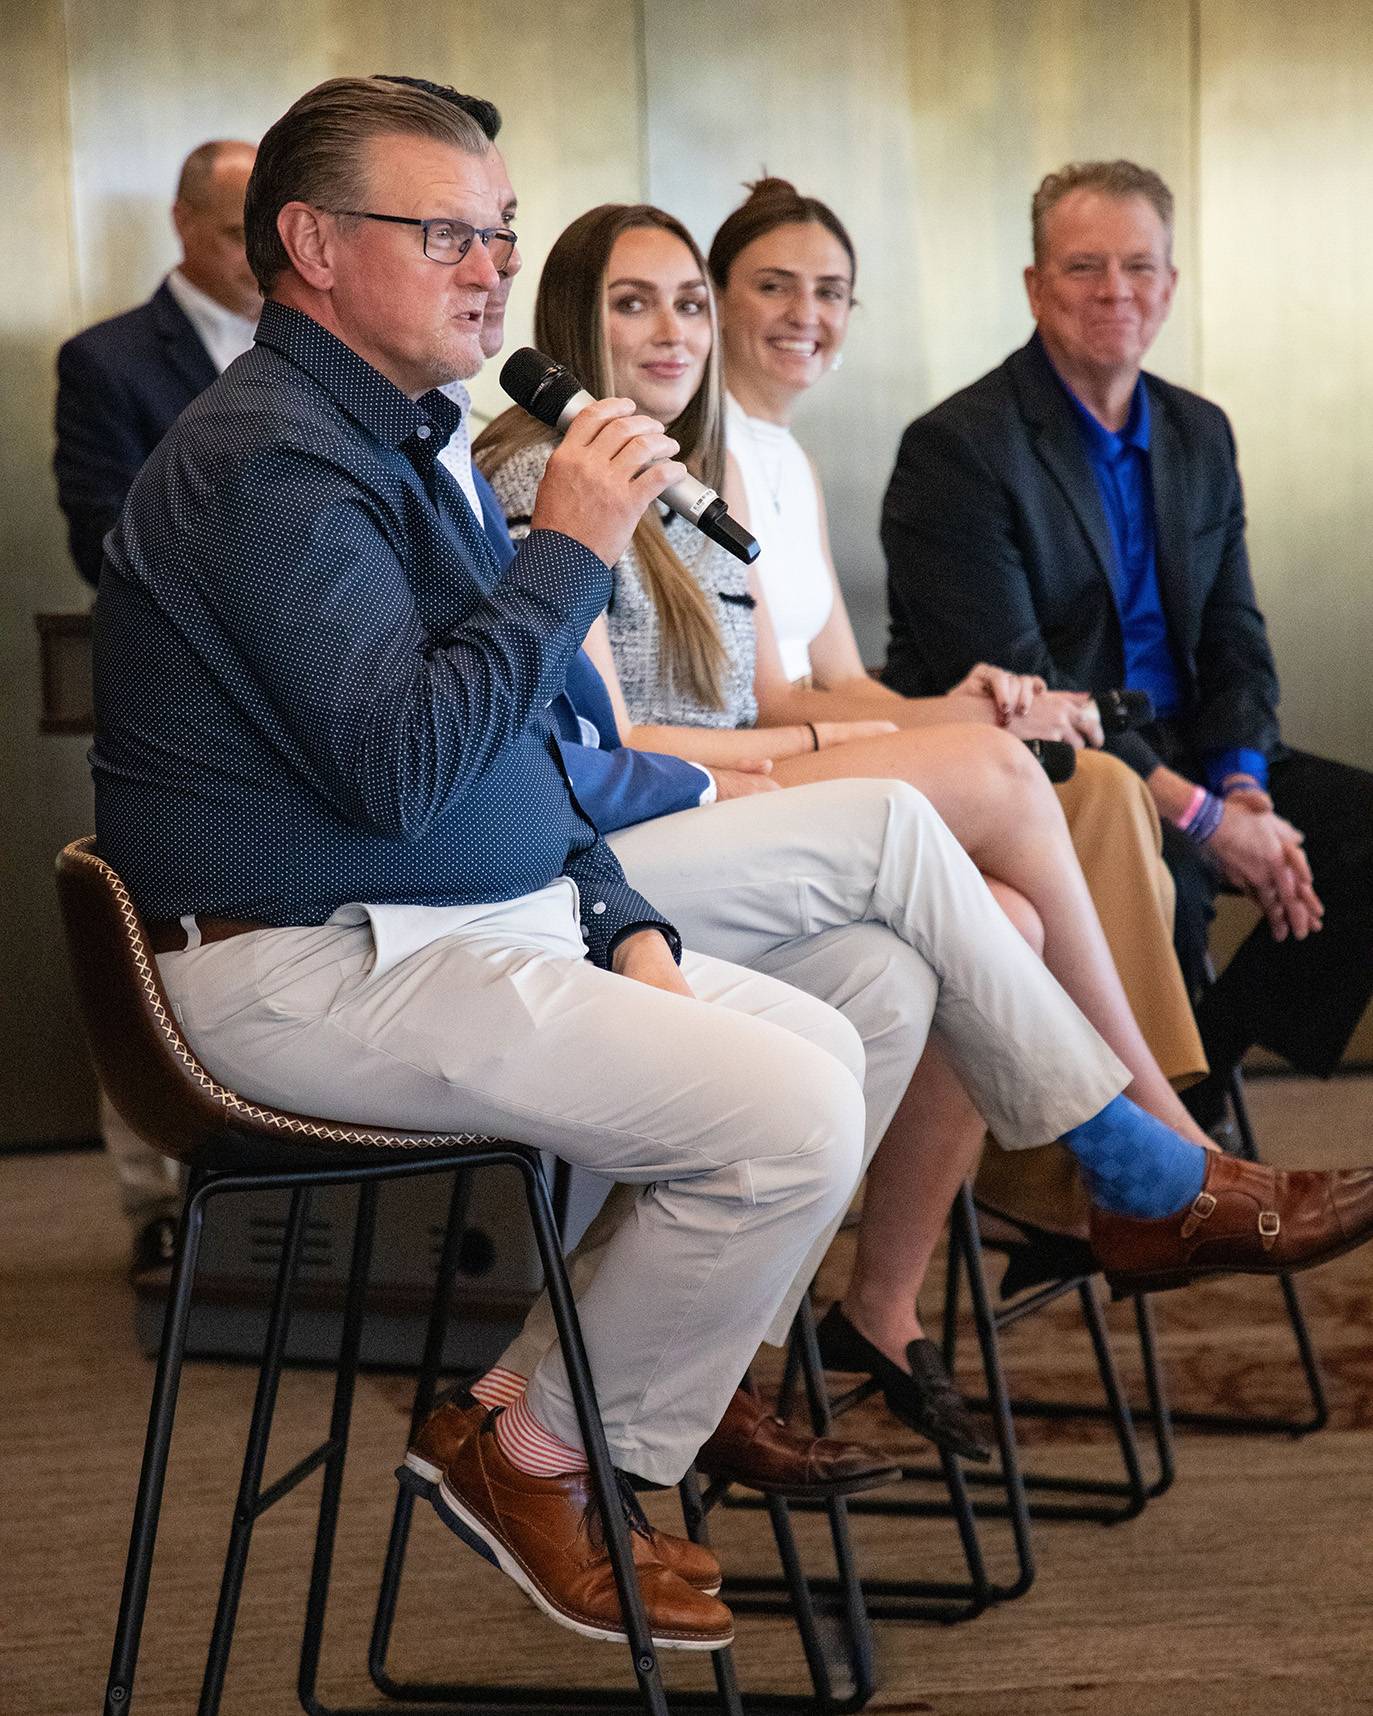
[644,0,1196,657]
[1198,0,1373,767]
[0,0,97,1141]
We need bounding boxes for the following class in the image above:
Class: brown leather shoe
[1092,1152,1373,1297]
[436,1411,733,1649]
[694,1387,900,1498]
[408,1398,721,1595]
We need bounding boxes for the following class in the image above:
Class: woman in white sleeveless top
[477,198,1211,1457]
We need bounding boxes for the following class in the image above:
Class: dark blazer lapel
[150,280,219,400]
[1145,383,1195,666]
[1011,339,1117,595]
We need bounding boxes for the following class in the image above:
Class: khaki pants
[976,750,1207,1237]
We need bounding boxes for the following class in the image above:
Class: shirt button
[416,424,431,440]
[591,901,606,914]
[580,926,590,940]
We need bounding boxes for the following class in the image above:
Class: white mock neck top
[726,393,834,682]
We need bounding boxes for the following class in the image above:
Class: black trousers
[1155,742,1373,1083]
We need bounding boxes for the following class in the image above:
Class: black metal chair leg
[1077,1279,1147,1520]
[104,1169,212,1716]
[949,1186,1035,1595]
[1131,1293,1176,1497]
[298,1182,381,1715]
[675,1472,745,1716]
[368,1169,476,1695]
[517,1152,672,1716]
[198,1184,316,1715]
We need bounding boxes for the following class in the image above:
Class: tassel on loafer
[814,1303,992,1464]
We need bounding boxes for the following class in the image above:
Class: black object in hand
[1023,738,1077,783]
[1097,688,1154,733]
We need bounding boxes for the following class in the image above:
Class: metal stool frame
[59,836,695,1716]
[721,1181,1175,1625]
[104,1143,706,1716]
[364,1169,877,1714]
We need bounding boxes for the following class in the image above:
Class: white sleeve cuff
[695,767,717,806]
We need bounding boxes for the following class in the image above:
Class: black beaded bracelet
[805,722,819,751]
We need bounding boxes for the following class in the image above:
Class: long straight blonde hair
[475,203,730,710]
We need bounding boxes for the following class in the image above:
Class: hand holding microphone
[502,347,760,567]
[529,396,687,570]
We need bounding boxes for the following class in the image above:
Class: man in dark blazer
[53,138,257,1279]
[53,138,258,587]
[881,159,1373,1122]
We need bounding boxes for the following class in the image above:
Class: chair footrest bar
[249,1440,339,1518]
[345,1690,743,1714]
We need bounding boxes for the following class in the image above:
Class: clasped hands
[950,662,1105,749]
[1209,782,1323,943]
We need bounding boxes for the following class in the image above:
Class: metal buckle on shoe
[1258,1210,1280,1249]
[1180,1189,1217,1238]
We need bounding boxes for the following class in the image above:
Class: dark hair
[244,76,489,293]
[374,74,502,141]
[1031,160,1174,263]
[707,176,856,293]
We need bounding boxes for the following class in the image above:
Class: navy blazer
[881,336,1282,778]
[473,468,710,831]
[54,280,218,586]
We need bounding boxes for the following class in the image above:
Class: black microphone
[1022,738,1077,784]
[500,347,760,565]
[1097,688,1154,733]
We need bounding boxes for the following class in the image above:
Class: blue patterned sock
[1061,1094,1207,1218]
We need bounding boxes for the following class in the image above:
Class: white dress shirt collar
[435,379,485,524]
[165,268,259,374]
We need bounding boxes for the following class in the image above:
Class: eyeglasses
[334,210,518,272]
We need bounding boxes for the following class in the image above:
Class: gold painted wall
[1198,0,1373,768]
[3,0,1370,1137]
[644,0,1199,656]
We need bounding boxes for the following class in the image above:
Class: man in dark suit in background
[52,138,257,1277]
[881,159,1373,1123]
[53,137,258,587]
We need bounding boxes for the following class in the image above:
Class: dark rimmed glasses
[335,210,518,271]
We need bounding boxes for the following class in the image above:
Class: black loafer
[815,1303,992,1464]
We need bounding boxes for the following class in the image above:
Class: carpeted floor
[3,1074,1372,1714]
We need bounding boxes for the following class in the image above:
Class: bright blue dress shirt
[1055,349,1268,793]
[1059,366,1181,719]
[92,300,679,969]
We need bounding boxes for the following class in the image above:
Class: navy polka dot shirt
[92,300,679,971]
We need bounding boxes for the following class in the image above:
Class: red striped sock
[470,1366,526,1409]
[493,1391,588,1477]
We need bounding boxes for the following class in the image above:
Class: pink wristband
[1175,784,1207,832]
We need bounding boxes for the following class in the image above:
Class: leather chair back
[54,837,479,1168]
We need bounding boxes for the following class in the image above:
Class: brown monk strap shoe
[1092,1152,1373,1298]
[435,1410,733,1649]
[694,1385,900,1498]
[407,1398,721,1595]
